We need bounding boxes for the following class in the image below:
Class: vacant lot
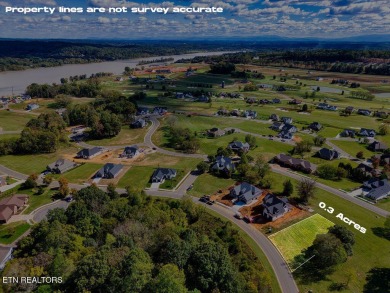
[269,214,334,267]
[62,163,103,184]
[0,110,34,131]
[188,172,235,197]
[87,124,150,146]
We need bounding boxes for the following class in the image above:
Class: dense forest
[1,39,390,74]
[177,49,390,76]
[2,186,272,293]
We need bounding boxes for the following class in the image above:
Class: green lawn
[376,197,390,212]
[159,169,187,190]
[62,163,103,184]
[23,188,56,214]
[330,140,375,158]
[0,146,79,175]
[269,214,334,267]
[117,166,156,190]
[87,124,150,146]
[188,172,235,197]
[264,171,390,293]
[0,111,34,131]
[0,221,30,244]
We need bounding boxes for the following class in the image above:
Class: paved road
[0,165,28,180]
[31,200,70,222]
[326,140,354,159]
[145,116,208,159]
[271,166,390,217]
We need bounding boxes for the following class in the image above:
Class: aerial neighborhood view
[0,0,389,293]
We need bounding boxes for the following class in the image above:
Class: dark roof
[363,178,390,200]
[96,163,123,178]
[275,154,317,172]
[368,141,388,152]
[77,147,102,158]
[318,148,340,160]
[262,193,288,218]
[152,168,177,181]
[229,141,250,150]
[231,182,262,203]
[212,156,235,171]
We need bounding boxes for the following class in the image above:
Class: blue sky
[0,0,388,39]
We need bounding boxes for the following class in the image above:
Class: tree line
[1,185,272,293]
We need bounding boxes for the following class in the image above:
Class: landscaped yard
[23,188,57,214]
[62,163,103,184]
[0,221,30,244]
[329,140,375,158]
[269,214,334,267]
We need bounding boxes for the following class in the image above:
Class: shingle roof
[262,193,288,218]
[231,182,262,203]
[152,168,177,181]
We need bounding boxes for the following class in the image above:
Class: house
[368,141,388,152]
[374,111,388,118]
[76,147,104,159]
[26,103,39,111]
[228,141,250,153]
[137,107,149,115]
[261,193,290,221]
[278,131,293,139]
[0,247,13,270]
[243,110,257,119]
[281,117,293,124]
[317,148,340,160]
[272,98,281,104]
[281,124,297,134]
[120,146,140,158]
[151,168,177,183]
[95,163,123,179]
[207,128,225,138]
[288,99,302,105]
[270,122,285,131]
[153,107,168,115]
[308,122,322,132]
[131,119,146,129]
[357,109,371,116]
[229,182,262,204]
[269,114,279,121]
[0,194,29,223]
[47,159,77,174]
[273,154,317,173]
[197,95,209,102]
[359,128,376,137]
[211,156,235,173]
[316,103,337,111]
[230,109,240,116]
[345,106,354,114]
[246,97,257,104]
[363,178,390,201]
[340,129,355,138]
[355,163,380,178]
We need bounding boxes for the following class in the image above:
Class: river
[0,51,234,96]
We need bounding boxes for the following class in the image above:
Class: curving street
[1,114,390,293]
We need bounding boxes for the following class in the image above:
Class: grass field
[0,110,34,131]
[87,124,150,146]
[117,166,155,190]
[23,188,57,214]
[62,163,103,184]
[264,171,390,293]
[269,214,334,267]
[188,172,235,197]
[0,221,30,245]
[330,140,375,158]
[0,146,79,175]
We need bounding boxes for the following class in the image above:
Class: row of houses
[229,182,291,221]
[340,128,376,138]
[269,116,297,139]
[216,108,257,119]
[135,107,167,116]
[246,97,281,104]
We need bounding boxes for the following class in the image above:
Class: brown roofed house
[0,194,28,223]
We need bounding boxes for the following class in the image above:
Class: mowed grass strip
[62,163,103,184]
[269,214,334,266]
